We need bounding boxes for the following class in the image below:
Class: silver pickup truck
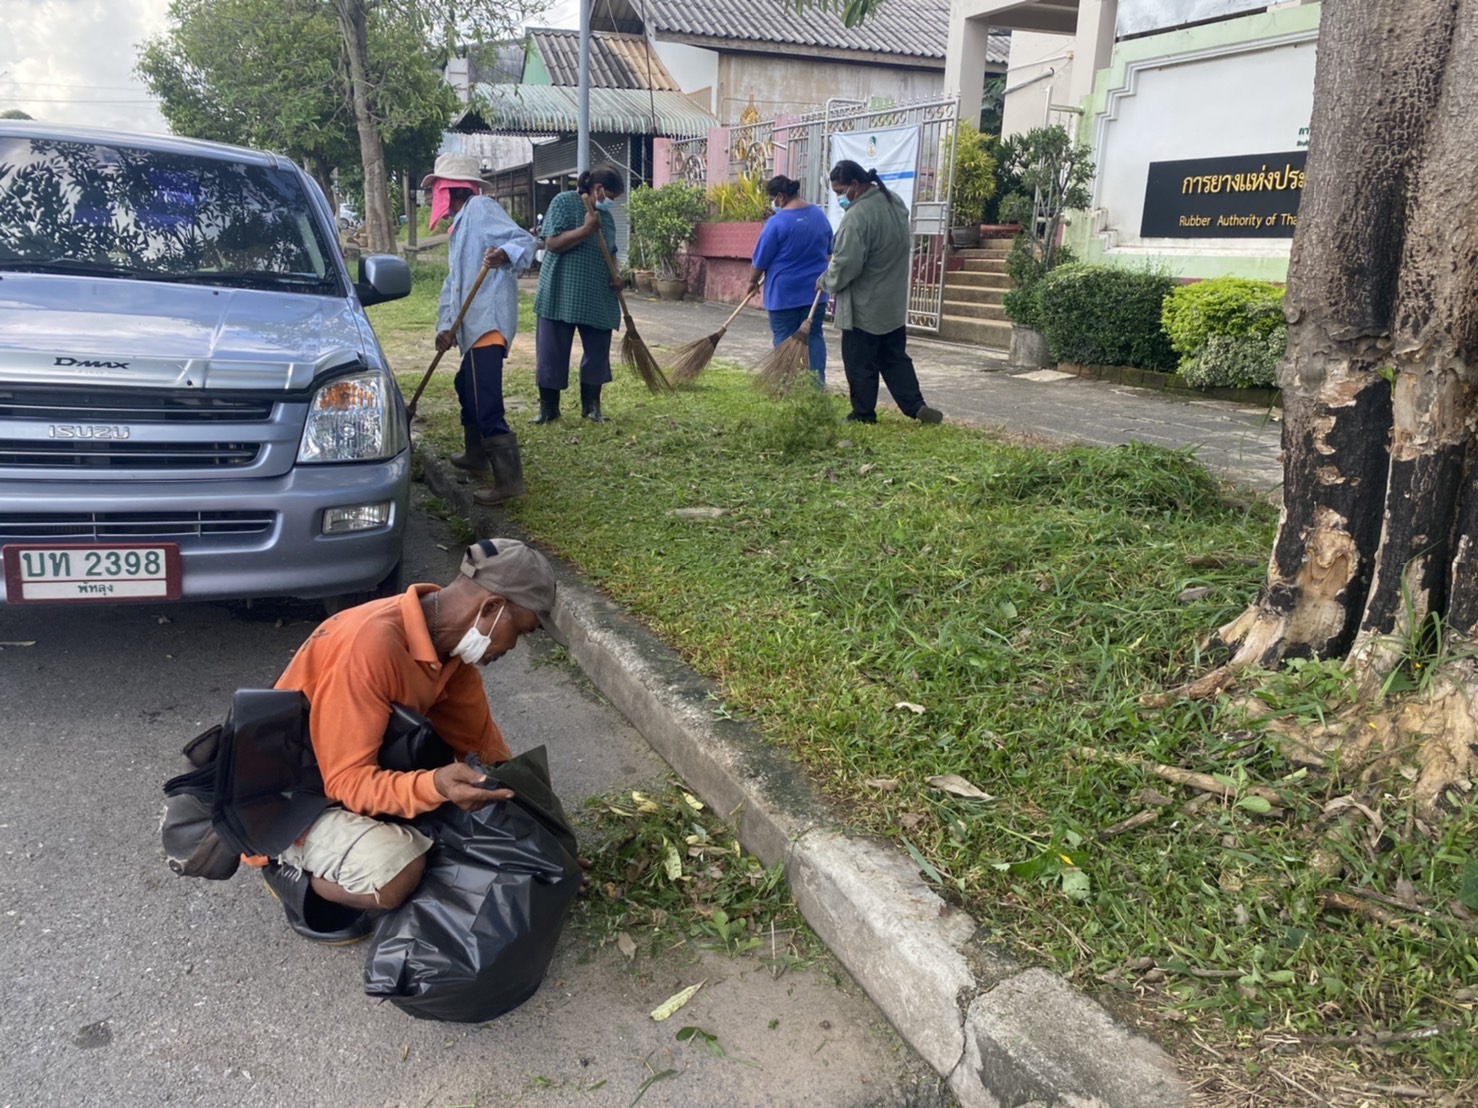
[0,123,414,612]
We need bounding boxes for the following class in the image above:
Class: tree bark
[1207,0,1478,811]
[336,0,397,254]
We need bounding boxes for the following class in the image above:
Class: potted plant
[627,235,655,293]
[945,122,997,249]
[997,125,1095,369]
[628,183,709,300]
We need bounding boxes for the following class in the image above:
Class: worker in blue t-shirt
[748,174,834,386]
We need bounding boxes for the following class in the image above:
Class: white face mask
[453,603,505,665]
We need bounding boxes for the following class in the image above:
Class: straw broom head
[754,324,812,398]
[667,328,725,385]
[620,311,673,394]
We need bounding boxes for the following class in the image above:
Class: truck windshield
[0,137,337,291]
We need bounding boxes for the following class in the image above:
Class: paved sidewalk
[613,289,1285,492]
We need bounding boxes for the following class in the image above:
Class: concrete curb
[422,449,1189,1108]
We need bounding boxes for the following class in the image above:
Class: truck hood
[0,273,365,390]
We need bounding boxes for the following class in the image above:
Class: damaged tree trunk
[1210,0,1478,811]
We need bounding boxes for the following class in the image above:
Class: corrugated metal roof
[456,84,717,138]
[529,29,681,90]
[639,0,1010,64]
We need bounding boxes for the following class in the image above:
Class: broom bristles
[754,321,813,398]
[667,330,723,385]
[621,318,673,394]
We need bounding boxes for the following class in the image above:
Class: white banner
[826,125,920,231]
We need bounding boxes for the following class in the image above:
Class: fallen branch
[1140,664,1238,708]
[1074,746,1286,808]
[1097,809,1160,840]
[1319,892,1428,937]
[1291,1019,1453,1047]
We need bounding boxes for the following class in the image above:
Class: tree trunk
[336,0,396,254]
[1208,0,1478,812]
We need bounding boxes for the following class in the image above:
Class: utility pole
[577,0,591,175]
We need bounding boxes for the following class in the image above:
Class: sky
[0,0,583,135]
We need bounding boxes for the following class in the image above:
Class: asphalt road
[0,487,950,1108]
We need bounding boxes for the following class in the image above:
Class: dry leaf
[898,812,926,830]
[663,842,683,881]
[0,641,36,647]
[155,615,172,625]
[650,981,704,1021]
[669,507,728,521]
[681,792,705,811]
[927,774,994,802]
[1177,587,1213,603]
[864,777,900,792]
[894,701,926,715]
[858,463,878,476]
[617,932,637,960]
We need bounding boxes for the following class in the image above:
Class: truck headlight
[297,370,402,463]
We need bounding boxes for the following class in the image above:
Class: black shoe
[845,412,877,424]
[532,387,561,425]
[262,863,373,945]
[580,383,604,422]
[915,406,943,424]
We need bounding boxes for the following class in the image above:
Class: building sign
[827,126,920,231]
[1140,150,1306,239]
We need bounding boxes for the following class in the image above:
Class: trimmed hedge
[1161,277,1286,368]
[1035,263,1178,371]
[1180,328,1287,390]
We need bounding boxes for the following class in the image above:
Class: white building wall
[1000,31,1075,137]
[653,42,720,115]
[1090,33,1316,255]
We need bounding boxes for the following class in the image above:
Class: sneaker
[262,862,374,945]
[915,406,943,424]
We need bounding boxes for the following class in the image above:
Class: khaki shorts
[278,808,432,898]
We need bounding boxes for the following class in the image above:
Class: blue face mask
[595,198,612,212]
[836,195,852,211]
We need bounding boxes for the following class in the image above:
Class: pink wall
[652,139,672,187]
[680,221,765,304]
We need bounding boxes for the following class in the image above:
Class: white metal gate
[665,96,960,331]
[779,96,959,332]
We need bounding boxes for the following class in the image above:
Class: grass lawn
[370,296,1478,1104]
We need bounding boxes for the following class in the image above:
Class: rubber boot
[581,383,604,422]
[474,433,526,507]
[450,424,490,472]
[532,387,561,425]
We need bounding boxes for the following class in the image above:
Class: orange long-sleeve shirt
[273,584,512,819]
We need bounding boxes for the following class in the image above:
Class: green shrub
[1160,277,1286,368]
[1180,327,1287,390]
[1035,263,1177,370]
[1002,234,1074,331]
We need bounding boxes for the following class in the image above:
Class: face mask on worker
[453,603,506,665]
[770,199,783,212]
[593,191,613,212]
[836,195,852,211]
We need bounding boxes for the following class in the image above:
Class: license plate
[3,543,182,603]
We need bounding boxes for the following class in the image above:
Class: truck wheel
[322,559,403,617]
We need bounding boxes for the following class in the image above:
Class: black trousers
[840,326,928,421]
[534,316,613,390]
[454,343,509,438]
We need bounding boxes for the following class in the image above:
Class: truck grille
[0,510,276,541]
[0,389,275,423]
[0,440,260,468]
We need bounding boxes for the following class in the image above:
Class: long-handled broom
[667,278,762,385]
[404,259,493,421]
[755,289,824,397]
[582,194,670,394]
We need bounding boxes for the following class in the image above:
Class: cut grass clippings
[373,304,1478,1101]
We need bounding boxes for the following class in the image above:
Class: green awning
[456,84,717,139]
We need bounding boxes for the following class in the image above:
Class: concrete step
[953,242,1012,257]
[939,286,1006,306]
[936,315,1012,347]
[961,257,1008,275]
[945,271,1011,290]
[941,299,1008,321]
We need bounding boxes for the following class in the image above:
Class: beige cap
[460,538,566,645]
[420,153,491,193]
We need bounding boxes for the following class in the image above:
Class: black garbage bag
[363,746,581,1022]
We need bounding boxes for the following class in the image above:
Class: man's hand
[483,247,509,268]
[433,761,513,811]
[435,330,456,354]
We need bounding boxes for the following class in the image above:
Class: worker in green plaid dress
[532,165,625,423]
